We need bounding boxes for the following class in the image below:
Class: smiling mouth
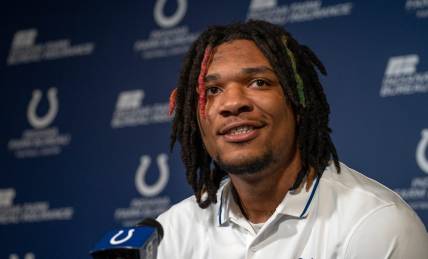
[222,125,262,143]
[226,125,254,136]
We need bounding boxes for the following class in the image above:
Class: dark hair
[170,20,339,208]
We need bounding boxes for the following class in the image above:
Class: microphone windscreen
[136,218,164,241]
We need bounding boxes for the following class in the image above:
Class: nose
[219,85,253,117]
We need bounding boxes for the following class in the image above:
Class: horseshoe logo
[27,88,58,129]
[135,154,169,197]
[9,253,35,259]
[110,229,135,245]
[416,129,428,174]
[154,0,187,28]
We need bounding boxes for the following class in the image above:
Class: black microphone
[90,218,163,259]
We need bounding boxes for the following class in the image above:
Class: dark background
[1,1,427,258]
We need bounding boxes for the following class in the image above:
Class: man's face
[198,39,298,175]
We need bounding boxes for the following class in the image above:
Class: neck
[229,150,302,224]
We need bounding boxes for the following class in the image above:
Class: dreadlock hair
[170,20,340,209]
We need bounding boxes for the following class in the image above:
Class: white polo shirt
[157,162,428,259]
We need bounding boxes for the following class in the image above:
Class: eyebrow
[204,66,275,82]
[242,66,275,75]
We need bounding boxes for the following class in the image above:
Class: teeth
[228,126,254,135]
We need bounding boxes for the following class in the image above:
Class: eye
[250,79,270,88]
[206,86,222,96]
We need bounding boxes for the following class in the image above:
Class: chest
[187,216,347,259]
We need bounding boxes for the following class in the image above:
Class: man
[157,20,428,258]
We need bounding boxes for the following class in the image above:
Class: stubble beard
[215,150,274,175]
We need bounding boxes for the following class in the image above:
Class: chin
[215,150,273,175]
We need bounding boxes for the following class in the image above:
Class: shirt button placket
[246,245,257,259]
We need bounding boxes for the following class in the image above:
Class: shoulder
[320,162,413,216]
[343,200,428,258]
[320,162,428,258]
[157,195,200,224]
[321,162,404,205]
[157,195,218,233]
[156,191,221,259]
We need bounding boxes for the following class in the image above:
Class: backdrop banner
[0,1,427,258]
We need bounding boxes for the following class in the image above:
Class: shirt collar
[216,175,320,226]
